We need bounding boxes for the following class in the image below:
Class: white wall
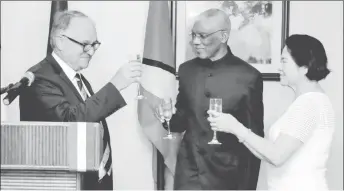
[1,1,51,121]
[1,1,342,190]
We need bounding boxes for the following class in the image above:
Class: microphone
[3,71,35,105]
[1,83,14,95]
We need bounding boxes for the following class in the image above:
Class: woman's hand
[207,110,243,136]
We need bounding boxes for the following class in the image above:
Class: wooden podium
[0,121,104,190]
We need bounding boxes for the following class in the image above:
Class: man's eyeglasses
[190,29,226,41]
[62,35,101,52]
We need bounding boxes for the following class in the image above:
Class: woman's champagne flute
[208,98,222,145]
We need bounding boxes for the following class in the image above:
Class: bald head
[190,8,231,61]
[197,8,231,33]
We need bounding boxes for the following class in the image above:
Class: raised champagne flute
[162,98,175,140]
[129,54,144,100]
[208,98,222,145]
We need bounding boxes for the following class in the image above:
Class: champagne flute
[129,54,144,100]
[208,98,222,145]
[161,98,175,140]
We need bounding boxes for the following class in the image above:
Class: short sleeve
[280,96,317,142]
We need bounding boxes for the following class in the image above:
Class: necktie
[75,73,112,174]
[75,73,89,100]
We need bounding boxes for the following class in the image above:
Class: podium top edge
[1,121,101,126]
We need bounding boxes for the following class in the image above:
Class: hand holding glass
[161,98,175,139]
[208,98,222,145]
[129,54,144,100]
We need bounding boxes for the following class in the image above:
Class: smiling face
[279,46,307,86]
[191,19,224,60]
[190,10,230,60]
[57,17,98,71]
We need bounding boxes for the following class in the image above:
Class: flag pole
[47,0,68,55]
[156,2,174,189]
[140,1,178,190]
[157,151,165,190]
[156,2,178,190]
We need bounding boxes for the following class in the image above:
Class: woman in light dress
[207,34,335,191]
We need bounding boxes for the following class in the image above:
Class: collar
[200,46,234,66]
[52,51,78,81]
[211,46,233,64]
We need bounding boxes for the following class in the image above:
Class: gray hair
[49,10,89,50]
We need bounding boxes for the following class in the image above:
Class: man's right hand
[111,61,143,91]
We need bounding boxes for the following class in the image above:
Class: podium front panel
[1,121,103,171]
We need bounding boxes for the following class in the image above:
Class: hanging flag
[47,0,68,55]
[138,1,182,190]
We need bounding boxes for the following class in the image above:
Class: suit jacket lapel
[60,72,84,102]
[80,75,110,147]
[47,55,111,161]
[80,74,109,124]
[80,75,94,96]
[46,55,84,102]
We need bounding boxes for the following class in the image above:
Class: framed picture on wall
[173,1,290,81]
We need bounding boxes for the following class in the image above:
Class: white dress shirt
[52,52,90,100]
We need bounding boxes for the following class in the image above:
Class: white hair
[49,10,89,50]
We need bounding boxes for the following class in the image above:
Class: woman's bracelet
[238,128,252,143]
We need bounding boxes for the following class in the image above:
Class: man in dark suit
[164,9,264,190]
[19,10,142,190]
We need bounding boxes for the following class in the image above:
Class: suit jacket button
[204,91,211,97]
[198,148,206,155]
[200,131,207,136]
[208,73,213,77]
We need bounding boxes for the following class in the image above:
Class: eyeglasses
[190,29,226,41]
[62,35,101,52]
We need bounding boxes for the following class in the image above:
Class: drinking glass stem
[166,120,171,135]
[137,83,141,95]
[213,130,217,140]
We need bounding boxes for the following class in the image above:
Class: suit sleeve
[238,73,264,190]
[31,77,126,122]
